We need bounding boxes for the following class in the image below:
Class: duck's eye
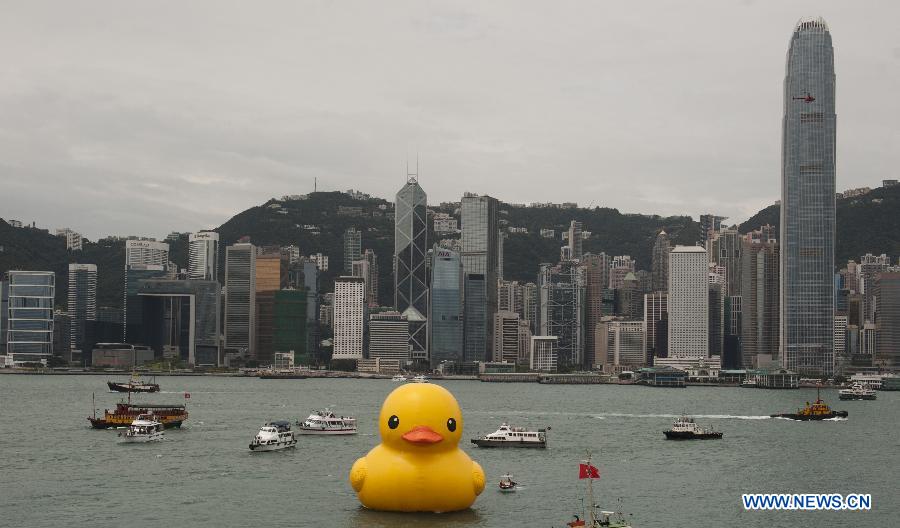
[447,418,457,432]
[388,415,400,429]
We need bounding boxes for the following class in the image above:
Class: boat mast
[586,451,596,526]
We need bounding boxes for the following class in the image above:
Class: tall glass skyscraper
[394,176,428,316]
[780,17,836,376]
[429,247,463,365]
[460,193,499,360]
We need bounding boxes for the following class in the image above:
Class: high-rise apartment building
[188,231,219,281]
[568,221,583,260]
[651,231,671,292]
[429,247,463,365]
[668,246,709,358]
[780,17,836,376]
[362,249,379,306]
[333,276,365,359]
[224,243,256,357]
[343,228,362,274]
[67,263,97,353]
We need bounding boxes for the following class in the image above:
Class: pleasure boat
[663,415,723,440]
[471,423,548,448]
[498,474,518,492]
[839,383,877,401]
[249,421,297,451]
[391,374,408,382]
[296,409,357,435]
[119,414,164,443]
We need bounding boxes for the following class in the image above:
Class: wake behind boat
[249,421,297,451]
[296,409,357,435]
[471,423,548,448]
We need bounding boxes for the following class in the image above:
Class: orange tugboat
[88,393,189,429]
[770,388,848,421]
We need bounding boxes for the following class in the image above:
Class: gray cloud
[1,0,898,239]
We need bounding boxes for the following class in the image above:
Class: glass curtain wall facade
[394,177,429,316]
[5,271,55,363]
[780,17,836,376]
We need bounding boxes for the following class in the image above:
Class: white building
[833,315,848,374]
[57,228,83,251]
[368,311,409,362]
[125,239,169,268]
[668,246,709,358]
[188,231,219,281]
[492,310,521,363]
[433,212,458,234]
[333,276,365,359]
[530,335,558,372]
[309,253,329,271]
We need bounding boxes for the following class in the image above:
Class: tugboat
[471,423,548,448]
[88,392,188,429]
[296,409,357,435]
[770,388,849,420]
[249,421,297,451]
[498,474,518,493]
[119,414,165,443]
[564,453,632,528]
[663,415,723,440]
[839,383,877,401]
[107,372,160,393]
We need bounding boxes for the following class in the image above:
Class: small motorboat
[498,474,518,493]
[119,414,165,443]
[249,421,297,451]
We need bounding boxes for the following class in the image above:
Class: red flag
[184,392,191,399]
[578,463,600,479]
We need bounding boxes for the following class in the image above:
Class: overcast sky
[1,1,898,240]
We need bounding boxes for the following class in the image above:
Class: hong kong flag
[578,463,600,479]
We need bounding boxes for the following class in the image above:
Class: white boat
[741,378,757,388]
[471,423,548,448]
[839,383,877,401]
[249,421,297,451]
[411,374,428,383]
[119,414,164,443]
[391,374,407,382]
[296,409,357,435]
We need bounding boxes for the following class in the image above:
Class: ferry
[498,474,518,493]
[663,415,723,440]
[770,388,849,421]
[839,383,877,401]
[249,421,297,451]
[119,414,165,443]
[391,374,407,382]
[88,393,188,429]
[471,423,548,448]
[296,409,357,435]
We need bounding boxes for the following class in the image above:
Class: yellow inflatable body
[349,383,485,512]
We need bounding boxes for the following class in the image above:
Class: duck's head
[378,383,463,453]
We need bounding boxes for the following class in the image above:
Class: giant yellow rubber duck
[349,383,485,512]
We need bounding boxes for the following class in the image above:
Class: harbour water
[1,375,896,527]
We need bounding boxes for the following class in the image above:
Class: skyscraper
[463,274,487,362]
[188,231,219,281]
[429,247,463,365]
[781,17,836,376]
[538,261,585,369]
[651,231,671,292]
[492,310,521,363]
[643,292,668,363]
[224,242,256,357]
[394,176,428,316]
[875,272,900,369]
[608,255,635,290]
[3,271,55,364]
[125,239,169,267]
[740,233,779,367]
[67,263,97,353]
[668,246,708,358]
[255,248,288,365]
[343,227,361,274]
[460,193,500,359]
[362,249,379,307]
[707,227,742,297]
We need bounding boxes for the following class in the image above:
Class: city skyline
[2,2,899,240]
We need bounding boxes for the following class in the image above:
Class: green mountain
[2,184,898,310]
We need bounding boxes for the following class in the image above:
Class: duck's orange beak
[401,425,444,444]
